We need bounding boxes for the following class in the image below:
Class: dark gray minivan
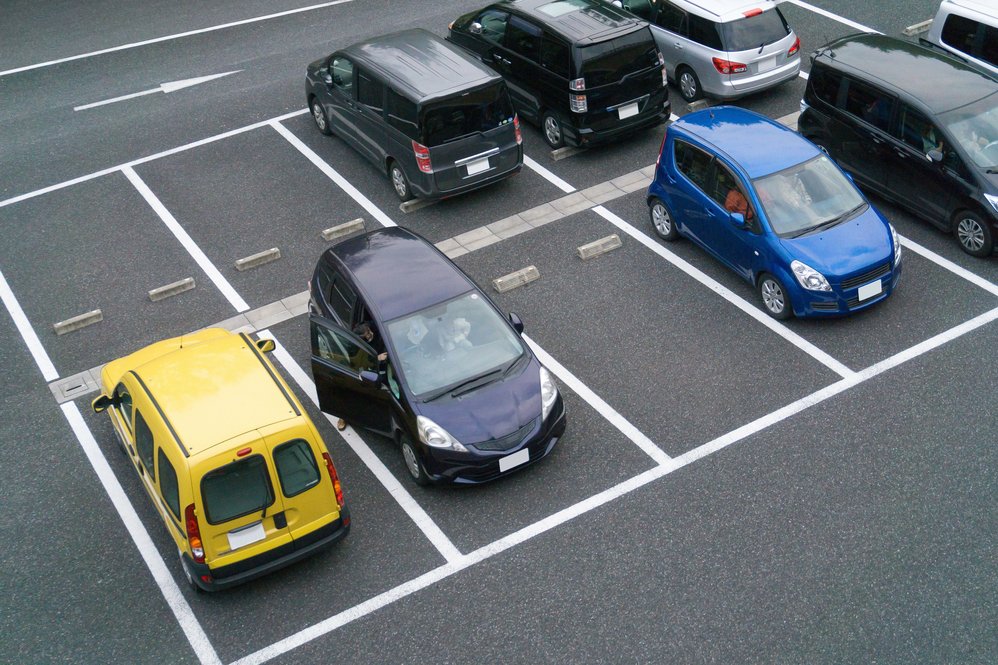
[306,29,523,202]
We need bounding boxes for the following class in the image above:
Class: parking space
[131,126,374,308]
[0,173,234,375]
[454,207,839,458]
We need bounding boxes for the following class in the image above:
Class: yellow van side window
[158,449,180,519]
[135,410,155,481]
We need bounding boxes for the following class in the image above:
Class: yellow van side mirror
[256,338,276,353]
[92,394,113,413]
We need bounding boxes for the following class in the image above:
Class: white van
[923,0,997,77]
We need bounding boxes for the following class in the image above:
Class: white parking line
[786,0,880,34]
[524,334,671,466]
[523,155,576,194]
[122,166,250,312]
[258,330,465,565]
[900,236,998,299]
[593,205,856,379]
[270,121,397,228]
[60,402,221,665]
[0,0,354,78]
[0,267,59,381]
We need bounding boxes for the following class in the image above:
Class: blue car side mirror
[730,212,746,228]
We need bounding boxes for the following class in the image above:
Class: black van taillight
[788,36,801,57]
[514,114,522,145]
[184,504,205,564]
[412,140,433,173]
[322,452,345,507]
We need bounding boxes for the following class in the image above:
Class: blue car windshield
[386,291,525,399]
[753,155,866,237]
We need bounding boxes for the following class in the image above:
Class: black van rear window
[719,8,790,52]
[579,28,659,87]
[420,82,514,146]
[201,455,274,524]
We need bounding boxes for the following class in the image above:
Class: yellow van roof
[129,329,299,456]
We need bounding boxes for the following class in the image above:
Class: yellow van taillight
[322,452,344,507]
[184,504,205,563]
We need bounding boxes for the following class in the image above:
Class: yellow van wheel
[179,549,202,593]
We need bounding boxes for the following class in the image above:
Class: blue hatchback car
[647,107,902,319]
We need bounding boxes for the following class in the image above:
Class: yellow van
[92,328,350,592]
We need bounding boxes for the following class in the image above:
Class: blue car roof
[671,106,819,179]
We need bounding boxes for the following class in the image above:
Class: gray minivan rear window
[719,8,790,52]
[201,455,274,524]
[420,82,514,146]
[580,28,659,87]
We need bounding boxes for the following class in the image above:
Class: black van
[448,0,670,149]
[306,29,523,202]
[798,34,998,257]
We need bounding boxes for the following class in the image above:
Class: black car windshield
[420,82,514,147]
[386,291,525,399]
[719,8,791,51]
[579,28,659,87]
[753,155,867,237]
[939,92,998,169]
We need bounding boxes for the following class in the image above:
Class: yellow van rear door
[195,434,292,567]
[263,424,341,541]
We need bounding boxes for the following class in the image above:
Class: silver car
[618,0,800,102]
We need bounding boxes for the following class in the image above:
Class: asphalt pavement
[2,1,995,663]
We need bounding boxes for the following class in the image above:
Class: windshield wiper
[789,204,865,238]
[423,368,504,402]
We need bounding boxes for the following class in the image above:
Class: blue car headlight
[539,366,559,421]
[890,224,901,266]
[791,260,831,291]
[417,416,467,452]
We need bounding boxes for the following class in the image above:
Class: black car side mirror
[470,22,483,35]
[359,370,381,385]
[927,148,943,163]
[508,312,524,334]
[322,71,333,86]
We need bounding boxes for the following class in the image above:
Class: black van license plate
[618,103,639,120]
[466,158,490,175]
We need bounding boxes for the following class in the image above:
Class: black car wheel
[649,197,679,241]
[389,161,414,202]
[954,210,994,257]
[541,110,565,149]
[758,273,793,320]
[310,98,332,136]
[677,66,702,103]
[400,435,429,486]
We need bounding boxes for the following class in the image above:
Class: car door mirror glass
[470,22,483,35]
[508,312,524,334]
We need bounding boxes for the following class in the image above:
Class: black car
[799,34,998,257]
[307,227,567,485]
[306,29,523,202]
[448,0,670,149]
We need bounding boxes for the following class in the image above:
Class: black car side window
[809,66,842,107]
[312,323,376,374]
[386,88,418,140]
[842,79,892,133]
[327,275,357,323]
[898,106,943,154]
[477,9,509,43]
[506,15,541,60]
[673,139,712,192]
[330,56,354,95]
[357,70,385,114]
[540,33,570,78]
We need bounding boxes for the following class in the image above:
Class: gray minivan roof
[815,33,996,114]
[340,28,503,103]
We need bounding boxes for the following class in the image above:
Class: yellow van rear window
[201,455,274,524]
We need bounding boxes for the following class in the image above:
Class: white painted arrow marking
[73,70,241,111]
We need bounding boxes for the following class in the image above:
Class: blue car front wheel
[758,274,793,320]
